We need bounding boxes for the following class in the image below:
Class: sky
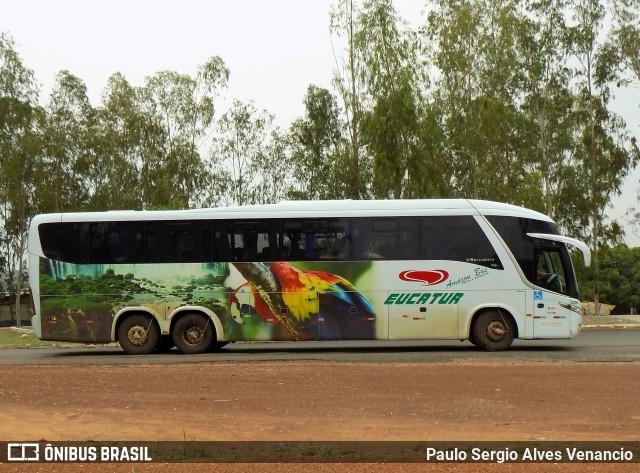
[1,0,639,245]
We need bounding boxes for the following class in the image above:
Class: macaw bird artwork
[230,262,376,341]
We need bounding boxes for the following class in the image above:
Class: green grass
[0,327,74,347]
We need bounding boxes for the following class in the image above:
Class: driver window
[535,249,568,295]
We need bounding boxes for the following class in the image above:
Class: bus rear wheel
[472,310,515,351]
[118,314,159,355]
[172,313,214,354]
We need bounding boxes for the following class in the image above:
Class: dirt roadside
[1,361,639,472]
[2,362,639,442]
[1,317,639,472]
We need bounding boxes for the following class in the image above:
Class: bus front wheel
[172,313,214,354]
[118,315,160,355]
[472,310,515,351]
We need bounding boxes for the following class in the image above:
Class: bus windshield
[486,215,580,299]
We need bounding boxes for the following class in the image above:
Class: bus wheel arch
[470,308,517,351]
[170,312,215,354]
[116,312,160,355]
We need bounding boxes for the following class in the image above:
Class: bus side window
[145,222,169,262]
[283,219,348,261]
[39,222,90,263]
[214,222,235,262]
[420,216,502,269]
[218,220,281,262]
[92,222,143,264]
[283,221,305,261]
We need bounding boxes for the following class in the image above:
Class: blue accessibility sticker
[534,291,543,300]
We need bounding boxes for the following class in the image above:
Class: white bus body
[27,199,590,354]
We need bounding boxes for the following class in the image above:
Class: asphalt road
[0,328,638,365]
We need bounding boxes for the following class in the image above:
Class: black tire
[117,314,159,355]
[154,335,175,352]
[472,310,515,352]
[172,313,214,354]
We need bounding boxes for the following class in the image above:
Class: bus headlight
[559,302,581,315]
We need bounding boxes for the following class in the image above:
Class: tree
[90,73,146,210]
[577,244,640,313]
[252,128,292,204]
[330,0,368,199]
[288,85,344,200]
[610,0,640,87]
[0,32,42,325]
[356,0,426,199]
[210,99,275,206]
[427,0,532,202]
[519,0,580,222]
[568,0,640,313]
[40,71,93,212]
[140,57,229,208]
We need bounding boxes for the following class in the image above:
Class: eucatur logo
[399,270,449,286]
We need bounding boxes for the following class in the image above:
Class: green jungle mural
[39,259,376,344]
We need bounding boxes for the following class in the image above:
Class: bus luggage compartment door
[317,291,376,340]
[387,291,459,340]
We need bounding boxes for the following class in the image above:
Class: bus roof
[30,199,553,224]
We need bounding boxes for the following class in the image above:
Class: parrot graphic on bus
[229,262,375,340]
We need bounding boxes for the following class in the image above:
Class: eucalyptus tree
[610,0,640,86]
[329,0,368,199]
[356,0,426,199]
[426,0,491,199]
[568,0,640,313]
[519,0,583,224]
[90,72,146,210]
[40,71,93,212]
[288,85,344,200]
[140,57,229,208]
[210,99,275,206]
[0,32,42,324]
[626,189,640,241]
[252,128,292,204]
[428,0,543,204]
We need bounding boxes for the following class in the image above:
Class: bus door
[387,291,459,340]
[530,290,567,337]
[530,248,570,337]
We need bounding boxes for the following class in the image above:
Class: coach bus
[27,199,590,354]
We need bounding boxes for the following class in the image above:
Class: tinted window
[215,220,280,262]
[40,220,210,264]
[39,222,144,264]
[40,222,90,264]
[420,216,503,269]
[39,215,501,268]
[146,221,212,263]
[352,218,418,260]
[487,216,560,279]
[487,216,559,264]
[283,219,349,261]
[91,222,144,263]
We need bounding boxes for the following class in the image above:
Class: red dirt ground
[1,361,639,472]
